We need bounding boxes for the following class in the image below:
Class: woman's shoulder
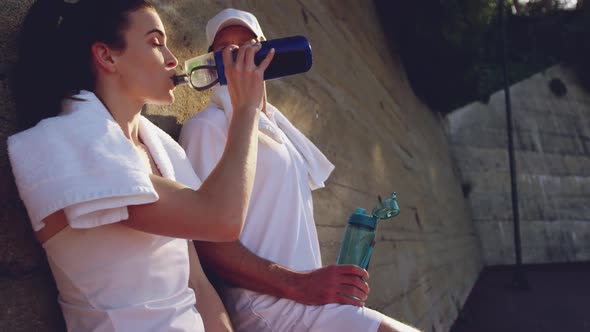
[8,110,79,149]
[8,92,114,148]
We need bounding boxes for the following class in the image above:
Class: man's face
[211,25,260,52]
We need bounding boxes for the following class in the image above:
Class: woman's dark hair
[13,0,154,130]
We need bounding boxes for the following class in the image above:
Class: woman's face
[211,25,259,52]
[114,7,178,105]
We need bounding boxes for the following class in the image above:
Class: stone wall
[447,65,590,266]
[1,1,482,331]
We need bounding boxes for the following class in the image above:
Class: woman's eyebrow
[145,28,165,37]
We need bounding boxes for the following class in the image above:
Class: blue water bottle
[174,36,313,90]
[337,193,400,269]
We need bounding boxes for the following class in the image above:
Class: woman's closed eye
[149,33,167,48]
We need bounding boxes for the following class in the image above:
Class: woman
[7,0,274,331]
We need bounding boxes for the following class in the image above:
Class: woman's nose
[165,48,178,69]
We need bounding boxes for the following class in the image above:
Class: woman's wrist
[230,106,260,129]
[233,104,260,117]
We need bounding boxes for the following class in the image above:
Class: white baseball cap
[206,8,265,48]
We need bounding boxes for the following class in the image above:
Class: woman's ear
[91,42,117,73]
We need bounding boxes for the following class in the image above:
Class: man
[179,8,420,332]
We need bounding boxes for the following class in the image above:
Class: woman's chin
[149,92,175,106]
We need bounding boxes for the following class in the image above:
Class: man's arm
[193,240,370,307]
[188,242,233,332]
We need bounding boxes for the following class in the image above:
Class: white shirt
[180,86,333,273]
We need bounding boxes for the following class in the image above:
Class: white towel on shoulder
[7,90,200,231]
[209,85,334,190]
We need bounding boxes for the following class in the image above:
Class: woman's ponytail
[13,0,68,130]
[13,0,153,130]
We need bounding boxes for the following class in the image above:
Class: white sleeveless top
[8,91,205,331]
[43,225,203,332]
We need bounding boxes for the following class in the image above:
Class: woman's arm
[125,102,258,242]
[38,111,258,242]
[123,43,274,242]
[188,242,233,332]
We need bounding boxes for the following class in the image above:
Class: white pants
[223,288,385,332]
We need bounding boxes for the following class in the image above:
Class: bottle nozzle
[172,74,189,87]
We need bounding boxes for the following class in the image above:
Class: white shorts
[222,288,385,332]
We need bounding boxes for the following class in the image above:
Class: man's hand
[194,241,371,307]
[292,265,370,307]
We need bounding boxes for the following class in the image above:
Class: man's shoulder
[179,106,229,147]
[184,106,228,130]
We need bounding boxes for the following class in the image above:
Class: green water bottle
[337,193,400,269]
[337,208,377,269]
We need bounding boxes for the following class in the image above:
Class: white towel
[7,90,201,231]
[209,85,334,190]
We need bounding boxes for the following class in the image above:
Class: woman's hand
[222,41,275,114]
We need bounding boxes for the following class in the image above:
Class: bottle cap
[371,193,400,220]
